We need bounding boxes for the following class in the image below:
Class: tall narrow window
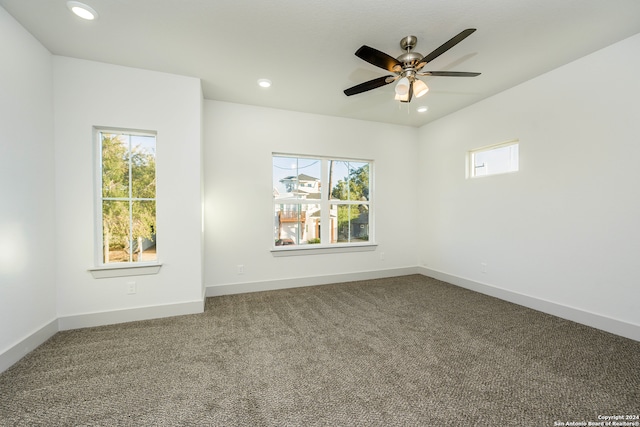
[273,155,372,249]
[469,140,519,178]
[98,130,157,264]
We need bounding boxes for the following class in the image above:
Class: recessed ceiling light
[417,106,429,113]
[67,1,98,20]
[257,79,272,88]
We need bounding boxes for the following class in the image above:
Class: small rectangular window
[469,140,519,178]
[97,129,157,264]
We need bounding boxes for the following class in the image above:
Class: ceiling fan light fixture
[413,79,429,98]
[394,92,409,102]
[395,77,410,96]
[66,1,98,20]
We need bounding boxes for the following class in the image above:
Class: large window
[97,129,157,264]
[273,155,372,249]
[469,140,519,178]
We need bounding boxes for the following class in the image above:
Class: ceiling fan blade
[344,75,395,96]
[418,28,477,67]
[420,71,481,77]
[355,45,402,72]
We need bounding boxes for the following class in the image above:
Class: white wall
[204,101,419,292]
[53,57,204,327]
[0,7,57,370]
[2,4,637,375]
[418,33,640,337]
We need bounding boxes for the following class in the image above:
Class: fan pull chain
[397,102,411,116]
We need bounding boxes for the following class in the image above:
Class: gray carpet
[1,275,638,426]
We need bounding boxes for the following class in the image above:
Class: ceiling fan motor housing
[397,35,423,77]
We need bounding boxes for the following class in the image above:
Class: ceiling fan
[344,29,481,103]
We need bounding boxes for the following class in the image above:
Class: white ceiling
[2,0,640,127]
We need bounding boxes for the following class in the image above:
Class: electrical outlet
[480,263,488,274]
[126,281,137,294]
[379,252,385,261]
[237,264,244,275]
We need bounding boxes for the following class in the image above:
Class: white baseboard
[1,300,205,374]
[418,267,640,342]
[0,319,58,374]
[58,299,205,331]
[206,267,421,297]
[4,267,636,376]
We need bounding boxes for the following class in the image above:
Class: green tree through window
[330,162,369,242]
[100,131,157,263]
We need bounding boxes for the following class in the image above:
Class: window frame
[272,153,376,256]
[90,127,161,278]
[468,139,519,179]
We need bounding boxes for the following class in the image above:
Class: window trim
[88,263,162,279]
[91,127,161,277]
[272,153,375,254]
[270,243,377,257]
[467,139,519,179]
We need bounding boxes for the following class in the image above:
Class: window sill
[271,243,377,257]
[88,263,162,279]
